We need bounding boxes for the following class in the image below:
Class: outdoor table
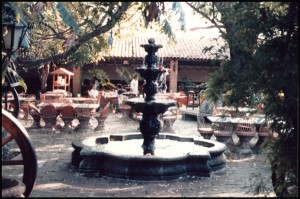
[19,97,38,120]
[65,97,94,104]
[37,102,98,108]
[216,106,257,117]
[2,96,35,102]
[207,116,265,154]
[42,93,66,103]
[171,95,187,107]
[207,116,232,123]
[207,115,265,132]
[155,92,170,100]
[2,96,37,119]
[122,92,137,98]
[42,93,66,97]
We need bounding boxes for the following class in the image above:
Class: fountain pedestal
[125,99,176,154]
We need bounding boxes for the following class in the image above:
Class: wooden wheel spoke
[2,134,14,146]
[2,159,24,166]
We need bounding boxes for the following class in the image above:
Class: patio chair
[97,94,108,110]
[212,117,234,143]
[40,103,58,129]
[94,102,111,131]
[199,99,214,116]
[118,95,132,118]
[161,106,178,133]
[60,104,77,133]
[19,94,36,120]
[186,86,202,109]
[251,121,270,151]
[235,117,256,148]
[118,104,132,118]
[197,112,214,139]
[28,103,41,129]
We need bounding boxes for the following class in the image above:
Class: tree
[2,2,186,93]
[187,2,298,197]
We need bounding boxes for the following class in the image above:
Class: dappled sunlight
[34,182,71,190]
[226,156,257,163]
[33,182,144,193]
[215,192,276,197]
[35,144,69,152]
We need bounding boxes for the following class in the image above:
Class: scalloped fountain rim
[72,133,227,180]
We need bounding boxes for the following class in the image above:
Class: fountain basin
[72,133,227,180]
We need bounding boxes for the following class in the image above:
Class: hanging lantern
[108,30,113,47]
[2,21,28,52]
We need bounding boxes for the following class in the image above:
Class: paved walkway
[16,112,275,197]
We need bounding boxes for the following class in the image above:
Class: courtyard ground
[14,112,276,197]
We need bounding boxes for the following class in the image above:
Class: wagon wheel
[2,86,20,118]
[2,109,38,197]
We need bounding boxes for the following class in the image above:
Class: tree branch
[18,2,131,67]
[185,2,226,35]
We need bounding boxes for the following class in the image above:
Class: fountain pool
[72,133,226,180]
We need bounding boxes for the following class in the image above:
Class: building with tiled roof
[79,34,228,93]
[106,35,228,61]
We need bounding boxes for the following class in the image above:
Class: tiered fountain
[71,38,227,180]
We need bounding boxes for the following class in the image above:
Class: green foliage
[189,2,298,197]
[178,75,193,95]
[88,68,115,89]
[160,20,176,42]
[246,171,274,197]
[116,67,133,85]
[55,2,81,34]
[172,2,186,31]
[1,57,9,85]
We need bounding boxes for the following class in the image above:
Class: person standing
[114,84,126,113]
[130,74,139,96]
[93,76,100,90]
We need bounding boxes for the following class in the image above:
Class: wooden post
[73,67,81,95]
[67,75,70,91]
[169,59,178,93]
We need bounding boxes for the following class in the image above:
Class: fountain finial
[140,38,163,69]
[148,38,155,44]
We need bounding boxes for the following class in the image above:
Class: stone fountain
[71,38,227,180]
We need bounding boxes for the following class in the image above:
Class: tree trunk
[38,63,50,93]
